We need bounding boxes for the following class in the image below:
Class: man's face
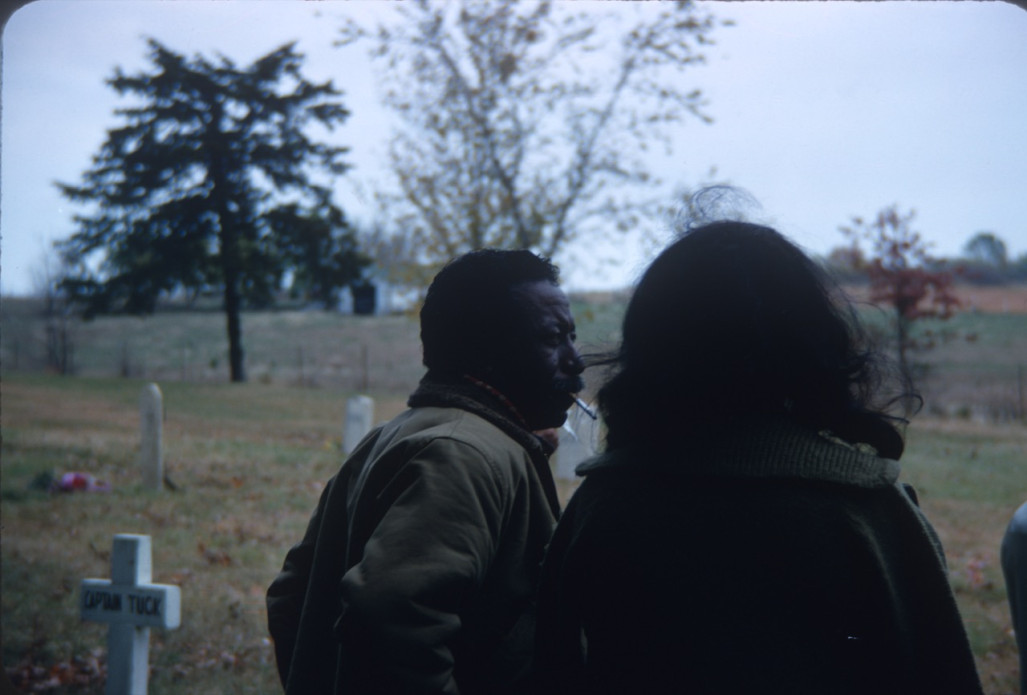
[490,280,585,430]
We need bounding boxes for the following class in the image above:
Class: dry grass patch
[899,417,1026,695]
[2,375,407,693]
[3,372,1025,693]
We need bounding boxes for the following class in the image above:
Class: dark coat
[267,374,561,694]
[1001,501,1027,695]
[534,417,983,695]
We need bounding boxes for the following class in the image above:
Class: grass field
[2,288,1026,693]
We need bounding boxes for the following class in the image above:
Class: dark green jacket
[534,417,983,694]
[268,374,560,694]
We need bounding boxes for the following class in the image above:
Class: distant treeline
[821,229,1027,286]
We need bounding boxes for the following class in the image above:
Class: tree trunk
[895,309,913,415]
[896,316,909,376]
[219,203,246,383]
[224,270,246,383]
[206,104,246,383]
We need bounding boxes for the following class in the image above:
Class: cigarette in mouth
[574,397,598,421]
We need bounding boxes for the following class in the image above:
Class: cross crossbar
[80,579,180,629]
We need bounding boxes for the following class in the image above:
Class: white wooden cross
[343,395,375,455]
[81,534,181,695]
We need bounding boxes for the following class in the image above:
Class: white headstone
[554,402,600,480]
[343,395,375,455]
[139,384,163,491]
[80,534,181,695]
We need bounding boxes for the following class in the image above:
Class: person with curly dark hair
[534,220,983,694]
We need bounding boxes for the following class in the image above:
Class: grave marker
[139,384,163,491]
[81,534,181,695]
[554,401,600,480]
[343,395,375,455]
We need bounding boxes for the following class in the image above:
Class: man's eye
[540,327,574,345]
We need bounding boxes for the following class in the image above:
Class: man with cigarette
[267,249,585,694]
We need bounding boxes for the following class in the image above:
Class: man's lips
[553,376,585,394]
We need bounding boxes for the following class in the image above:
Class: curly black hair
[599,221,915,458]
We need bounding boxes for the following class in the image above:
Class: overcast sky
[2,0,1026,296]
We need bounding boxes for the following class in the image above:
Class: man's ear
[474,328,513,371]
[466,363,494,379]
[462,343,496,380]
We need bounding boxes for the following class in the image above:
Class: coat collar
[408,370,561,512]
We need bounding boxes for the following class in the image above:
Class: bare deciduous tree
[339,0,724,268]
[30,242,76,375]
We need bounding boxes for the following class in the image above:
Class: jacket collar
[408,371,561,511]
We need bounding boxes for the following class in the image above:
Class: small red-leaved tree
[840,205,960,376]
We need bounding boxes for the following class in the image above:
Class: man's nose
[563,345,584,375]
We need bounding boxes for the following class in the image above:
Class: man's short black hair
[421,249,560,373]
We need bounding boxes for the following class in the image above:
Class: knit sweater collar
[578,416,900,489]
